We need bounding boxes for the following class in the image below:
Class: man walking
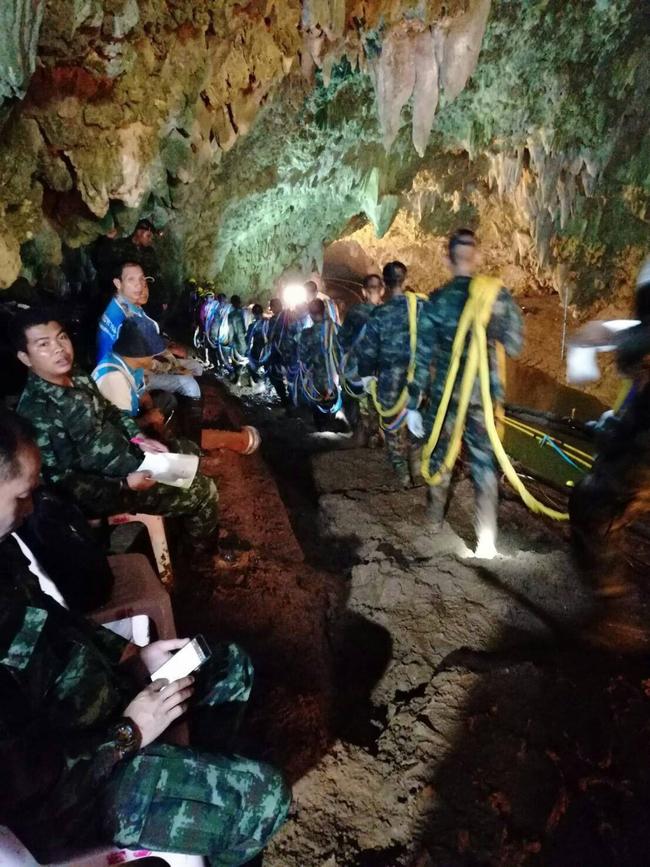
[356,261,435,487]
[422,229,523,556]
[339,273,385,445]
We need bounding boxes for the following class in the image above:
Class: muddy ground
[174,379,650,867]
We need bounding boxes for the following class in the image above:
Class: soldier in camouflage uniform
[274,301,302,409]
[356,262,437,487]
[14,310,218,548]
[296,299,341,428]
[228,295,249,385]
[423,229,523,550]
[0,411,290,864]
[338,273,385,445]
[262,298,289,408]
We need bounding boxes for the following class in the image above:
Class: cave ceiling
[0,0,648,304]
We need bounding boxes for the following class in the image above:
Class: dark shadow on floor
[172,381,393,784]
[417,618,650,866]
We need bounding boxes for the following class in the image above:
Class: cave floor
[173,378,650,867]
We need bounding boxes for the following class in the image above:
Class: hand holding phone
[124,676,195,747]
[150,635,211,683]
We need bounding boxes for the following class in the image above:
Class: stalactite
[0,0,46,105]
[439,0,491,101]
[370,1,491,157]
[0,0,645,305]
[411,28,440,158]
[302,0,345,42]
[369,25,417,152]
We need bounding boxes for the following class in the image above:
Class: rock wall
[0,0,647,312]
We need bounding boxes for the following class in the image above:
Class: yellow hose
[502,416,593,469]
[613,378,632,412]
[368,292,419,419]
[421,275,570,521]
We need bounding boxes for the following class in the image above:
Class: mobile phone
[151,635,211,683]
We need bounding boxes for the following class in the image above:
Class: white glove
[406,409,424,438]
[361,376,376,392]
[586,409,616,432]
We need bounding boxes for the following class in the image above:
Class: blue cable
[539,434,580,470]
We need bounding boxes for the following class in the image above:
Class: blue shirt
[97,297,166,362]
[92,352,145,417]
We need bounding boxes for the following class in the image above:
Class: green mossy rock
[0,0,646,304]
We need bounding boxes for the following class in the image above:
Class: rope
[247,319,272,370]
[367,292,419,423]
[421,275,570,521]
[613,378,633,412]
[339,320,368,399]
[295,319,343,414]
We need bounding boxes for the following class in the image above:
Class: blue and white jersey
[92,351,145,417]
[97,296,166,361]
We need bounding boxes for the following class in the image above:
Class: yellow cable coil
[420,275,569,521]
[368,292,419,418]
[613,378,632,412]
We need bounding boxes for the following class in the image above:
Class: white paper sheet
[566,345,601,383]
[566,320,641,383]
[138,452,199,489]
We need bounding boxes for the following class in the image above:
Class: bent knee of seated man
[148,372,201,399]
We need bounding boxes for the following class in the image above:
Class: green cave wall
[0,0,648,305]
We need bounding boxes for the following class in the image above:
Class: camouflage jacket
[17,371,142,515]
[426,275,523,408]
[246,318,269,364]
[338,302,374,354]
[228,307,248,356]
[355,294,436,409]
[270,311,298,368]
[337,302,377,383]
[266,313,288,369]
[298,321,340,398]
[0,535,137,859]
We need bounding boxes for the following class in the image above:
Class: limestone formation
[0,0,646,309]
[0,1,45,105]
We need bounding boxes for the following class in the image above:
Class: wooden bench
[90,552,177,641]
[107,514,174,587]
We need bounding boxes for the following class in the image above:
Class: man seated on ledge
[15,308,218,553]
[0,410,290,864]
[98,260,203,399]
[92,317,175,435]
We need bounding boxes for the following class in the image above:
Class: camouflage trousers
[123,437,218,544]
[101,643,291,865]
[373,373,417,482]
[423,404,498,536]
[267,364,289,407]
[343,392,381,443]
[384,423,420,484]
